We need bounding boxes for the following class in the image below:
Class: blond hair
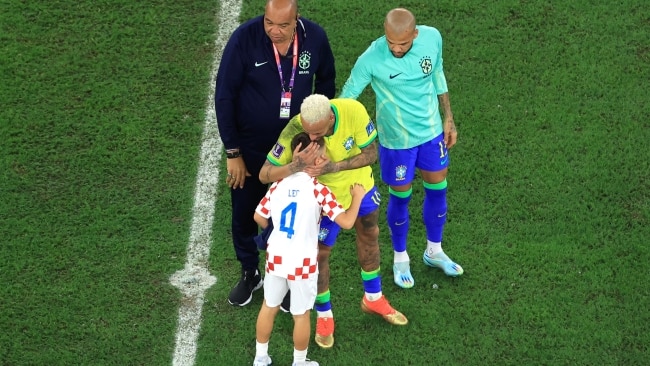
[300,94,331,126]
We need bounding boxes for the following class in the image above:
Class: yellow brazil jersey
[267,98,377,209]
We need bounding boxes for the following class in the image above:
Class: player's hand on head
[293,141,320,167]
[291,141,304,158]
[303,154,330,177]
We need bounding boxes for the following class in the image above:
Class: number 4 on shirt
[279,202,297,239]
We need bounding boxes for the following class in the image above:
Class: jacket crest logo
[299,51,311,74]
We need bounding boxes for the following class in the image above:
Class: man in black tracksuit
[215,0,335,307]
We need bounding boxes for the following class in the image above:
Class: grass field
[1,0,649,365]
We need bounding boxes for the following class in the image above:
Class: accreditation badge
[279,91,292,119]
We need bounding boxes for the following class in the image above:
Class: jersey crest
[343,136,354,151]
[420,56,433,75]
[318,227,329,242]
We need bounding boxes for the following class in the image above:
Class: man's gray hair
[300,94,331,126]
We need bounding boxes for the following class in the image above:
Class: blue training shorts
[318,186,381,247]
[378,133,449,186]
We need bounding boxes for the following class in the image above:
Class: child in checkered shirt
[252,132,365,366]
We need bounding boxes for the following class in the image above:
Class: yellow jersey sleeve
[267,115,304,166]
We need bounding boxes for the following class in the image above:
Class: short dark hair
[290,132,324,152]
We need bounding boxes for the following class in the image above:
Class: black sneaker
[280,291,291,313]
[228,269,263,306]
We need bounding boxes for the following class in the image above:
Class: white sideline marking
[169,1,242,365]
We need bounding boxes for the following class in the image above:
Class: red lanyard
[272,34,298,92]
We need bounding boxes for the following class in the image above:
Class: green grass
[1,0,649,365]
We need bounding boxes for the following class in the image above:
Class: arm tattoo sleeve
[335,141,378,172]
[290,156,308,174]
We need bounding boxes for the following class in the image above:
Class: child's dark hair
[291,132,324,152]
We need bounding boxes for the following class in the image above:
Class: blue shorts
[378,133,449,186]
[318,186,381,247]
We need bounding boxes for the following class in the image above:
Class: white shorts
[263,273,317,315]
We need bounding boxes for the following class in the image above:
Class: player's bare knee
[422,168,448,183]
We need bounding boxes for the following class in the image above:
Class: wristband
[226,149,241,159]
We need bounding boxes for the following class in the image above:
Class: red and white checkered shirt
[255,172,345,280]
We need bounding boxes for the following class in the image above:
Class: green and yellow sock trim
[388,187,412,198]
[316,290,331,304]
[361,268,380,281]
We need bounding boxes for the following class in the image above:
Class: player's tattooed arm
[438,92,458,148]
[260,160,293,184]
[260,160,274,183]
[261,161,273,183]
[329,140,378,173]
[289,154,309,174]
[259,151,312,184]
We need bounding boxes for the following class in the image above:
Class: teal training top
[340,25,448,149]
